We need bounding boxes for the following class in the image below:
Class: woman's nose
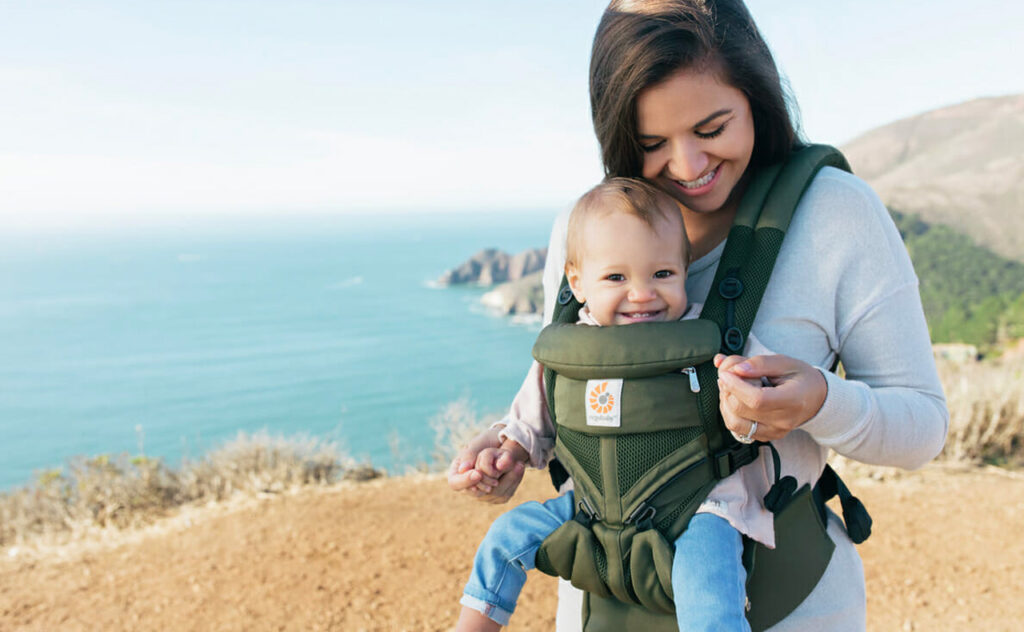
[669,140,709,183]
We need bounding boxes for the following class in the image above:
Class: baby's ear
[565,264,586,304]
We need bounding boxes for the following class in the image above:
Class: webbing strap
[812,464,873,544]
[545,284,583,490]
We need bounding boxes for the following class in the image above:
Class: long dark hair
[590,0,799,177]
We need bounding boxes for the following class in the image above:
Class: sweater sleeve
[495,360,556,469]
[795,171,949,469]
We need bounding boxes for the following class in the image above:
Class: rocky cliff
[436,248,547,286]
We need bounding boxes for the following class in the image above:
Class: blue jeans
[461,492,750,631]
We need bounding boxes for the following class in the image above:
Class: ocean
[0,210,557,491]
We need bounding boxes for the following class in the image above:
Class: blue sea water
[0,210,556,490]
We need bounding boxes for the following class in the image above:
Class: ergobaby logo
[586,379,623,427]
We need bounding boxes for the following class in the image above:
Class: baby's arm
[493,360,556,468]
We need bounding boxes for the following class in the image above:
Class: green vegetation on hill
[891,210,1024,348]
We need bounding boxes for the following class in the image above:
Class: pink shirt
[497,304,777,548]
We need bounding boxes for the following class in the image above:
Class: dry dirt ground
[1,464,1022,631]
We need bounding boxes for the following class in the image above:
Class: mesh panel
[559,427,603,496]
[616,427,704,496]
[655,487,702,535]
[736,229,784,330]
[594,541,608,582]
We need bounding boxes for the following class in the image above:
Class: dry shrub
[430,397,501,470]
[0,431,379,548]
[938,354,1024,466]
[179,431,346,500]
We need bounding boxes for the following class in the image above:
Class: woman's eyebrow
[692,108,732,129]
[638,108,733,138]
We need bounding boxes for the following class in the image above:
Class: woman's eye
[640,139,665,153]
[605,274,625,282]
[695,123,726,140]
[654,270,674,279]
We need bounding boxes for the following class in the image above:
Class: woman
[449,1,948,629]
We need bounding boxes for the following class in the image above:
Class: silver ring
[737,420,758,444]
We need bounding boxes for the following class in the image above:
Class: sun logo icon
[589,381,615,414]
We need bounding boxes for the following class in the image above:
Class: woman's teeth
[678,166,717,189]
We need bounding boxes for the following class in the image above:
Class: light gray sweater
[533,167,948,631]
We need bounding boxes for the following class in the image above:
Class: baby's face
[567,211,688,326]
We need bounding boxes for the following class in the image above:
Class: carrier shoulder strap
[694,144,850,458]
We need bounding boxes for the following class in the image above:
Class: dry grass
[938,353,1024,466]
[0,431,380,548]
[4,355,1021,549]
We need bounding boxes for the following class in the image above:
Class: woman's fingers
[717,355,827,432]
[721,353,797,381]
[447,459,484,491]
[714,353,750,372]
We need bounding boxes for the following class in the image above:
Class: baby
[456,178,767,631]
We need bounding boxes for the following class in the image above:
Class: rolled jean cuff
[459,593,514,626]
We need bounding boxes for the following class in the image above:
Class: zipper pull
[681,367,700,393]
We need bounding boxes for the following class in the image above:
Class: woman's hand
[446,425,526,503]
[714,353,827,442]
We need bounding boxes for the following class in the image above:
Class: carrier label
[586,379,623,427]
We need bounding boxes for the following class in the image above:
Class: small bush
[430,397,501,469]
[0,431,380,548]
[938,354,1024,466]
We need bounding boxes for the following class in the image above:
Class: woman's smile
[671,163,721,195]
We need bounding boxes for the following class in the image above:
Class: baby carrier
[532,145,873,631]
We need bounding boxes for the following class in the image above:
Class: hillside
[842,94,1024,262]
[892,211,1024,347]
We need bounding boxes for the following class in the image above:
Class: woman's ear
[565,263,586,304]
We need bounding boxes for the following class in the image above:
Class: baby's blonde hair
[565,177,690,270]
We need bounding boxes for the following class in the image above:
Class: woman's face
[636,69,755,217]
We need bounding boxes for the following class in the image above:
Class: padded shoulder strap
[695,145,850,456]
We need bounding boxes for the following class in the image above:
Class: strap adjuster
[712,442,761,479]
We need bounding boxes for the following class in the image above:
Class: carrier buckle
[574,496,599,527]
[625,502,657,530]
[712,442,762,479]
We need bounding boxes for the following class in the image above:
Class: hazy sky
[2,0,1022,224]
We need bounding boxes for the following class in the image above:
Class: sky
[2,0,1022,226]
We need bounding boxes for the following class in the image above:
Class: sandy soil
[1,464,1022,631]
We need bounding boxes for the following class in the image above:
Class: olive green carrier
[532,145,873,631]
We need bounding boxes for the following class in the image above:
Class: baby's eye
[654,269,675,279]
[605,273,625,282]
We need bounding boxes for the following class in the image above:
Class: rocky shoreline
[438,247,546,316]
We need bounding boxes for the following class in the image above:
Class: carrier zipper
[624,456,707,528]
[680,367,700,392]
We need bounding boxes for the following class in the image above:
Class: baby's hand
[474,440,529,480]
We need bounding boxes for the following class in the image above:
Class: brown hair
[565,177,689,269]
[590,0,799,177]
